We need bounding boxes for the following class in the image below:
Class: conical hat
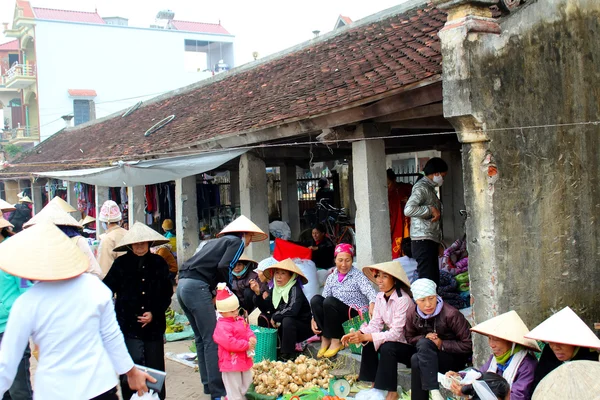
[471,310,541,351]
[79,215,96,226]
[263,258,308,284]
[361,260,411,289]
[217,215,268,242]
[113,222,169,252]
[23,203,82,229]
[0,217,13,229]
[525,307,600,349]
[0,199,16,212]
[0,221,88,280]
[532,360,600,400]
[19,196,32,203]
[49,196,77,213]
[238,254,258,266]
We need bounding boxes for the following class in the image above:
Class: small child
[213,283,257,400]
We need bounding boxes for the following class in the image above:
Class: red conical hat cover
[525,307,600,349]
[273,238,312,261]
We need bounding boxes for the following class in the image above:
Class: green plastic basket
[342,306,370,355]
[250,324,278,362]
[246,384,278,400]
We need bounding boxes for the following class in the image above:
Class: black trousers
[258,314,313,355]
[411,338,470,400]
[310,295,358,339]
[120,338,166,400]
[412,239,441,285]
[90,387,118,400]
[359,341,415,391]
[240,287,256,313]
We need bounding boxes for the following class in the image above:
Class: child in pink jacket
[213,283,257,400]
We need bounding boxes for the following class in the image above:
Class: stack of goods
[438,270,468,309]
[440,239,470,309]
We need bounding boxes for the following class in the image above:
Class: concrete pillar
[239,153,270,261]
[347,161,357,220]
[279,164,301,241]
[128,186,146,225]
[66,181,82,220]
[175,176,199,265]
[4,181,19,204]
[230,169,240,209]
[352,139,391,267]
[95,185,109,236]
[31,179,44,215]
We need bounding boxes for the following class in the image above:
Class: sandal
[323,346,344,358]
[317,347,329,358]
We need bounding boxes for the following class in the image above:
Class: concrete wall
[440,0,600,359]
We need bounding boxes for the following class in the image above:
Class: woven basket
[250,321,278,363]
[342,306,370,355]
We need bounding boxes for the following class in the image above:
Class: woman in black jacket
[103,222,173,400]
[308,223,335,269]
[250,258,312,360]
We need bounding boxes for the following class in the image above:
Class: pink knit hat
[98,200,122,223]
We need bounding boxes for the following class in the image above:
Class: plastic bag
[292,258,319,301]
[355,388,386,400]
[130,390,160,400]
[269,221,292,240]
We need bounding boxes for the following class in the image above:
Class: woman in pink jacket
[213,283,257,400]
[342,261,414,400]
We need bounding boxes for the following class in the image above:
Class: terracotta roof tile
[169,20,230,35]
[32,7,106,24]
[68,89,97,97]
[16,0,34,19]
[4,5,446,175]
[0,40,19,51]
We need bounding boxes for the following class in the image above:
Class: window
[73,100,95,126]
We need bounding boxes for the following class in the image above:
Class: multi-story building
[1,0,234,146]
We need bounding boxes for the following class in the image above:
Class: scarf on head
[416,296,444,320]
[272,273,297,308]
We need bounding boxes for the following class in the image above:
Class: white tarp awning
[35,149,247,186]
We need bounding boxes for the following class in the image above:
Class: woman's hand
[249,279,261,295]
[138,312,153,328]
[426,332,442,349]
[450,380,464,397]
[341,331,371,345]
[308,246,318,251]
[311,318,322,335]
[368,303,375,318]
[126,366,156,395]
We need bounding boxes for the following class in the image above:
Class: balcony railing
[4,63,36,89]
[1,126,40,143]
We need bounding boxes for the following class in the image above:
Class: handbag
[250,315,278,362]
[342,306,370,355]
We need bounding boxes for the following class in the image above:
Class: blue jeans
[0,331,33,400]
[176,278,225,398]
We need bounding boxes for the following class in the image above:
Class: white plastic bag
[355,388,386,400]
[292,258,319,301]
[130,390,160,400]
[269,221,292,240]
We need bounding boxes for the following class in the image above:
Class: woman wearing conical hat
[341,260,414,400]
[96,200,128,277]
[532,360,600,400]
[0,222,155,399]
[7,196,32,233]
[447,310,540,400]
[251,258,312,360]
[177,215,267,400]
[24,203,102,278]
[525,307,600,392]
[230,254,260,313]
[102,222,173,400]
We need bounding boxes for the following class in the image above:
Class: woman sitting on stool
[341,261,413,400]
[311,244,377,358]
[405,278,472,400]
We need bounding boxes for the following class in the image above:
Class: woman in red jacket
[405,278,472,400]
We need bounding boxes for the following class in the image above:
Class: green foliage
[3,143,22,157]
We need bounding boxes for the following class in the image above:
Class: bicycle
[302,199,355,246]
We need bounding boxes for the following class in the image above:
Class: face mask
[101,222,108,230]
[433,174,444,187]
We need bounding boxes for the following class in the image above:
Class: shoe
[323,346,344,358]
[317,347,329,358]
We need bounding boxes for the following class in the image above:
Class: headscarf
[412,278,437,300]
[334,243,354,257]
[272,273,297,308]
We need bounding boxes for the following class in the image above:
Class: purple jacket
[480,353,537,400]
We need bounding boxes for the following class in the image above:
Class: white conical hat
[217,215,268,242]
[362,260,411,289]
[0,198,16,212]
[532,360,600,400]
[471,310,541,351]
[19,196,32,203]
[23,203,82,229]
[79,215,96,226]
[0,221,88,280]
[525,307,600,349]
[263,258,308,284]
[113,222,168,252]
[49,196,77,213]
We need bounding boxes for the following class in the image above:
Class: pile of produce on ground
[165,308,184,333]
[251,355,336,397]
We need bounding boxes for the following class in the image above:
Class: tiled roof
[169,20,230,35]
[3,4,446,175]
[16,0,35,19]
[32,7,106,24]
[340,15,353,25]
[68,89,97,97]
[0,40,19,51]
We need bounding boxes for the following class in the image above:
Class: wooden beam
[389,117,453,130]
[374,103,444,123]
[168,79,443,152]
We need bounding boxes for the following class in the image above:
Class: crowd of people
[0,155,597,400]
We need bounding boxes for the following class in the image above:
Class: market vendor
[230,254,260,312]
[97,200,128,277]
[80,214,97,239]
[177,215,267,400]
[250,258,313,361]
[103,222,173,400]
[446,310,539,400]
[525,306,600,392]
[341,261,414,400]
[405,278,472,400]
[307,223,335,269]
[311,244,377,359]
[0,222,154,399]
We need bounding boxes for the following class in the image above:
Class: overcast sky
[1,0,409,65]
